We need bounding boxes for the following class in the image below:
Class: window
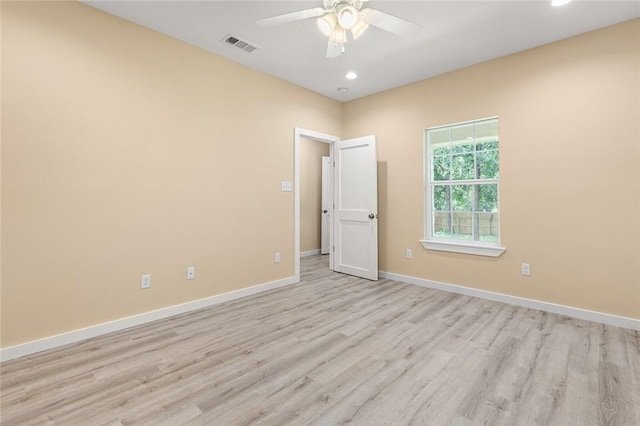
[421,117,505,257]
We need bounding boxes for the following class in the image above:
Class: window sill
[420,239,506,257]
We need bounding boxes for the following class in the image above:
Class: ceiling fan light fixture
[351,17,369,40]
[337,5,359,30]
[551,0,572,6]
[330,26,348,44]
[317,13,337,36]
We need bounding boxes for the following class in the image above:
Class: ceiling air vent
[223,35,259,53]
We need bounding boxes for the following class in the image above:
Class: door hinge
[333,245,335,252]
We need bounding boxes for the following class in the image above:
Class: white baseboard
[379,271,640,331]
[4,271,637,362]
[301,249,322,257]
[0,275,298,362]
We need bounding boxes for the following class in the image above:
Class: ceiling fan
[256,0,421,58]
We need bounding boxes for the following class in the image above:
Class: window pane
[434,230,474,240]
[476,141,498,151]
[452,143,474,154]
[435,212,473,240]
[432,185,450,211]
[451,185,472,211]
[478,212,499,242]
[429,128,450,145]
[477,150,499,179]
[433,211,452,236]
[432,155,450,181]
[451,212,472,239]
[476,184,498,212]
[475,118,498,140]
[432,143,450,156]
[451,123,474,143]
[451,153,475,180]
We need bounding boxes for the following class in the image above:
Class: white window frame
[421,117,506,257]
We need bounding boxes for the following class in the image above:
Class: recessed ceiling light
[345,71,358,80]
[551,0,572,6]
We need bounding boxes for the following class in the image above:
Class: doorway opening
[294,128,339,282]
[300,138,331,258]
[294,128,379,283]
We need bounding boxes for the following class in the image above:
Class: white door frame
[321,156,331,255]
[294,127,340,283]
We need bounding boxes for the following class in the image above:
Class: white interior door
[333,135,378,280]
[321,156,331,255]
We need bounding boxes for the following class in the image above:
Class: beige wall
[0,1,342,347]
[300,138,330,253]
[344,19,640,319]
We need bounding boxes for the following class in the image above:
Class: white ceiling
[84,1,640,102]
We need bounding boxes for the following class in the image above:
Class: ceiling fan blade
[326,40,344,58]
[361,8,421,37]
[257,7,326,27]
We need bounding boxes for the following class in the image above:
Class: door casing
[321,156,331,255]
[294,128,339,282]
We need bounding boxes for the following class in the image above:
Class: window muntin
[425,117,500,246]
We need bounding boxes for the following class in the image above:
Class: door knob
[368,213,375,219]
[323,210,328,213]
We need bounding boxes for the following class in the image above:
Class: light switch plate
[281,181,292,192]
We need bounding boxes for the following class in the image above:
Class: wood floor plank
[1,254,638,425]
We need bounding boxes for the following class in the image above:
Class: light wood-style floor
[1,255,639,425]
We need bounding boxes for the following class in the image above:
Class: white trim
[420,239,506,257]
[294,127,340,283]
[379,271,640,331]
[0,276,297,362]
[301,249,322,257]
[426,116,500,132]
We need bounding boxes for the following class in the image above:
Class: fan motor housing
[324,0,363,11]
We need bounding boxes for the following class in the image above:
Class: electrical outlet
[406,249,413,259]
[275,252,281,263]
[187,266,195,280]
[141,274,151,289]
[521,263,531,276]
